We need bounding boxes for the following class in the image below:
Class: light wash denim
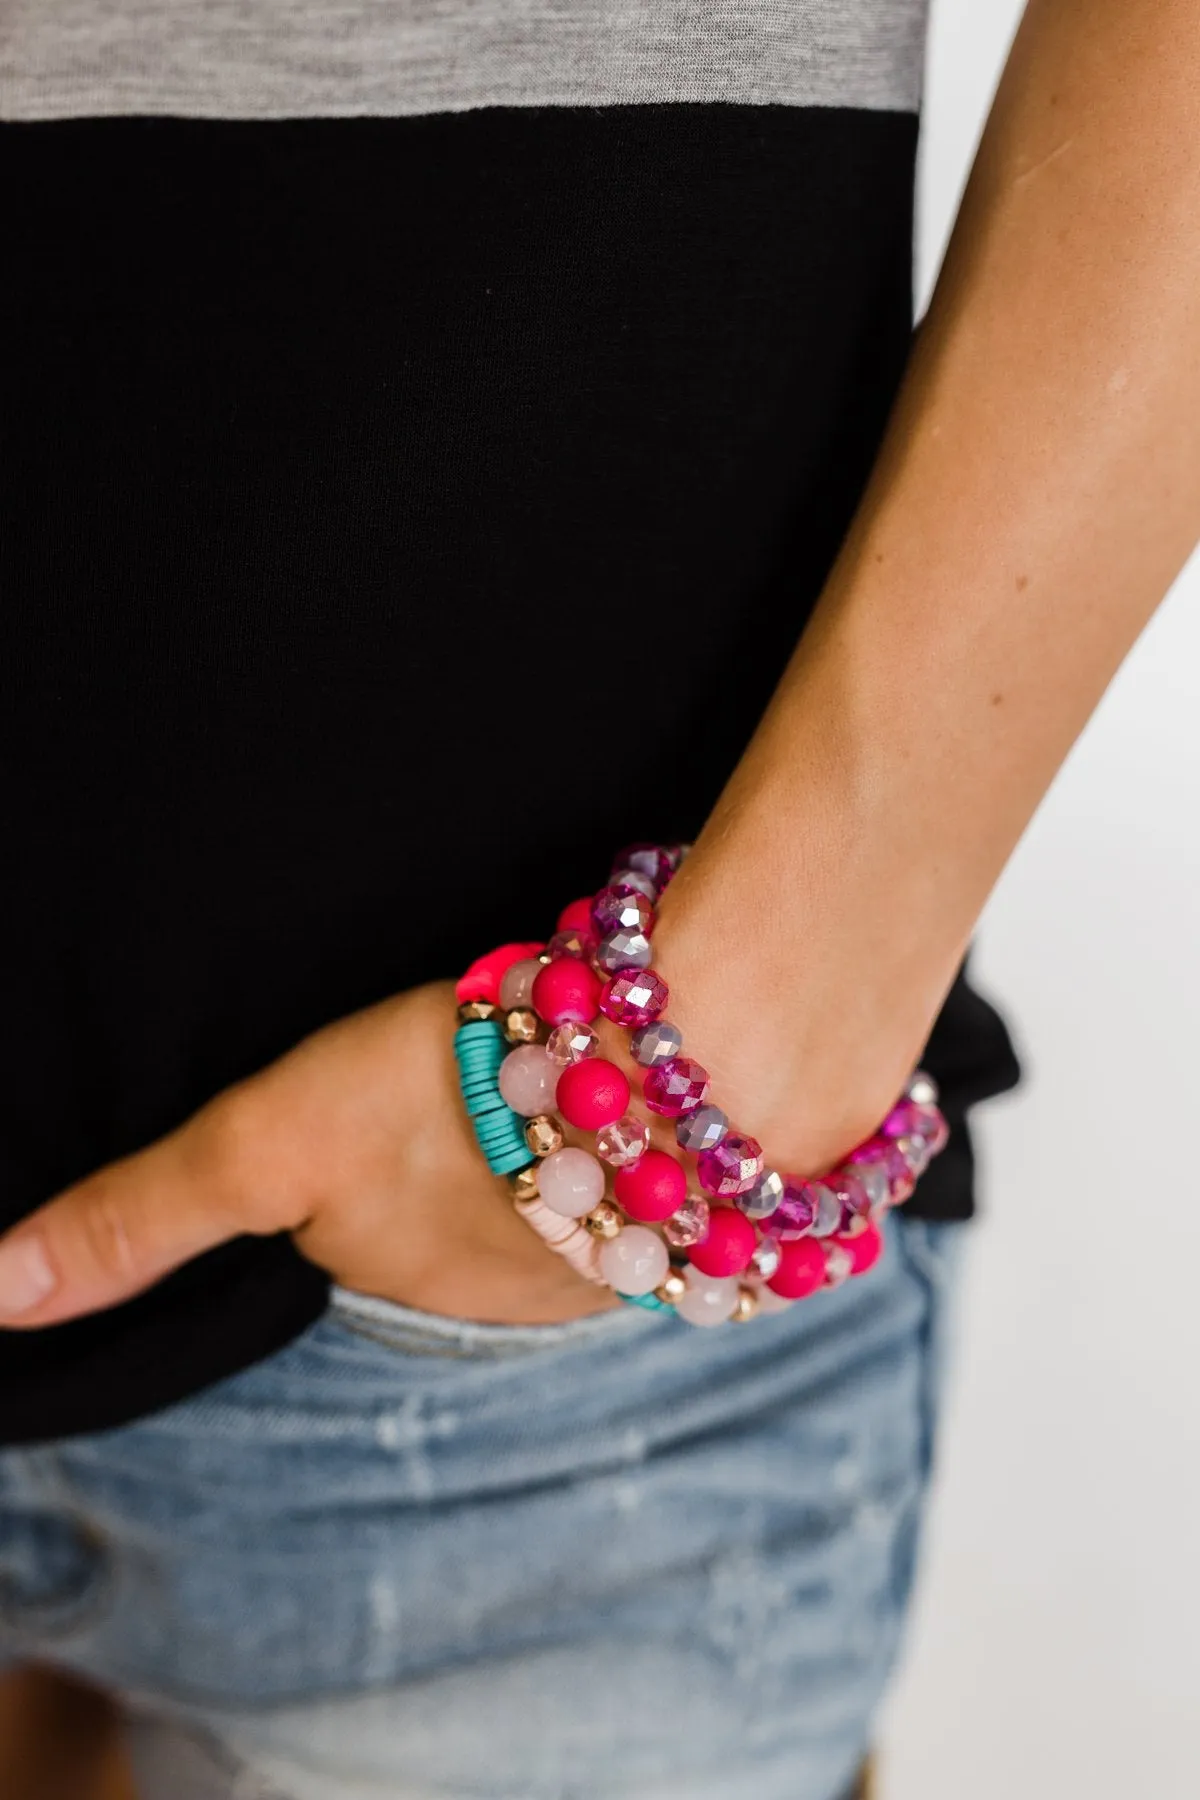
[0,1215,963,1800]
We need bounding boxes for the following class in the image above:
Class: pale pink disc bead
[514,1196,605,1285]
[674,1268,739,1328]
[537,1147,607,1219]
[497,957,544,1011]
[497,1044,559,1116]
[597,1225,669,1296]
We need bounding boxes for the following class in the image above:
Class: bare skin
[2,0,1200,1774]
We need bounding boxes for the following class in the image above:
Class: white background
[882,2,1200,1794]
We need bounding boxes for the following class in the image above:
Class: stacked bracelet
[454,843,949,1328]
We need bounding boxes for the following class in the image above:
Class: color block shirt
[0,1,1020,1443]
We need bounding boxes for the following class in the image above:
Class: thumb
[0,1097,293,1330]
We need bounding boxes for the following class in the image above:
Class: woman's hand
[0,981,619,1330]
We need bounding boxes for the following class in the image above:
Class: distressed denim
[0,1215,963,1800]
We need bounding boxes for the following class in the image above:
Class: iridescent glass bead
[823,1243,854,1288]
[591,884,654,939]
[643,1055,710,1117]
[810,1183,843,1237]
[595,1113,650,1168]
[696,1133,763,1199]
[593,928,653,973]
[765,1176,817,1238]
[737,1168,785,1221]
[661,1194,710,1249]
[630,1020,683,1067]
[599,967,669,1029]
[675,1104,728,1152]
[750,1235,782,1281]
[544,1021,599,1065]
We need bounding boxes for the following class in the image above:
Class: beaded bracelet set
[454,843,948,1329]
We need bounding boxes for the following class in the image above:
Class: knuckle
[195,1084,295,1231]
[78,1184,141,1290]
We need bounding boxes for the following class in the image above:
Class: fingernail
[0,1235,57,1317]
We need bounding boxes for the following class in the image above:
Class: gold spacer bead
[524,1114,564,1158]
[584,1200,623,1239]
[509,1165,540,1204]
[537,950,554,964]
[655,1271,687,1305]
[457,999,497,1023]
[504,1008,541,1044]
[730,1286,760,1324]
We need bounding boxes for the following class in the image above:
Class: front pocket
[325,1282,667,1361]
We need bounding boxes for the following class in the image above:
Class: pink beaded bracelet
[455,843,949,1327]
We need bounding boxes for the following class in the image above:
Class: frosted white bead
[674,1269,739,1328]
[537,1148,606,1219]
[497,1044,558,1117]
[498,957,543,1011]
[597,1226,669,1296]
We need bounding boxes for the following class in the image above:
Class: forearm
[657,0,1200,1167]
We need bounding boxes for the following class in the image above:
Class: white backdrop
[881,4,1200,1796]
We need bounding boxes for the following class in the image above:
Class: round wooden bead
[687,1206,758,1278]
[613,1149,687,1224]
[531,957,603,1026]
[556,1059,630,1131]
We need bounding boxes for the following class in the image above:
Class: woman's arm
[656,0,1200,1172]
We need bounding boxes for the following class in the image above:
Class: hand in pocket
[0,982,619,1330]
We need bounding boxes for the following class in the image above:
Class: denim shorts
[0,1214,963,1800]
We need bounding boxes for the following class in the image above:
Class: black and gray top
[0,2,1020,1444]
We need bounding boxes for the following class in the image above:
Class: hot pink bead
[454,941,545,1005]
[555,1058,630,1131]
[696,1132,763,1199]
[591,884,654,940]
[595,1113,650,1168]
[598,967,668,1030]
[643,1055,710,1118]
[766,1237,827,1299]
[557,897,595,934]
[662,1194,710,1249]
[531,957,603,1026]
[837,1222,884,1276]
[614,1148,687,1224]
[687,1206,757,1278]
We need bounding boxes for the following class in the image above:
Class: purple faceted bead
[881,1098,925,1140]
[675,1104,729,1152]
[825,1168,872,1225]
[593,928,652,973]
[643,1055,710,1118]
[696,1132,763,1199]
[766,1176,818,1239]
[737,1167,785,1222]
[610,843,676,895]
[599,967,669,1029]
[606,867,657,903]
[631,1019,684,1068]
[591,884,654,940]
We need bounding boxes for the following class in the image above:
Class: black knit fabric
[0,108,1020,1444]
